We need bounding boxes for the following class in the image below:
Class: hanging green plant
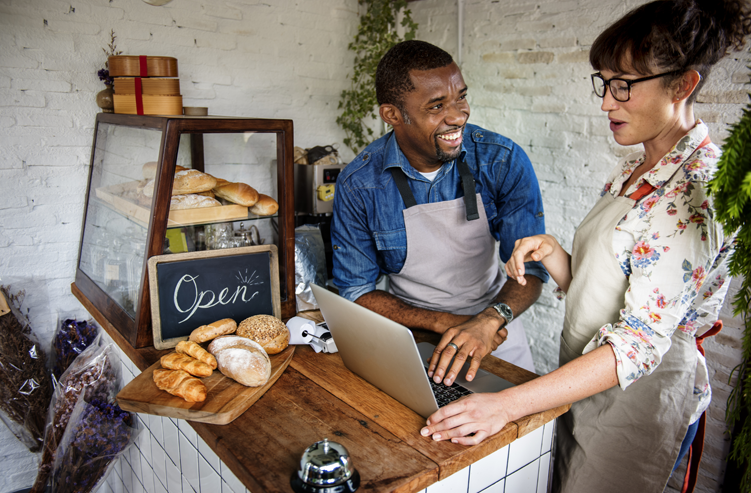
[708,77,751,491]
[337,0,418,155]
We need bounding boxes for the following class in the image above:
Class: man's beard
[435,129,463,163]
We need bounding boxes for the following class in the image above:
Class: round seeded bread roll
[249,194,279,216]
[208,336,271,387]
[236,315,290,355]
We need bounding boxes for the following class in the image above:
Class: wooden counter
[73,282,570,493]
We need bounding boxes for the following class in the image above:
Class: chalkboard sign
[148,245,280,349]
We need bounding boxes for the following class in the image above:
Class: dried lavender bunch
[53,318,99,379]
[0,288,52,452]
[52,399,134,493]
[31,341,119,493]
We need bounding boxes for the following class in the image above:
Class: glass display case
[74,113,295,348]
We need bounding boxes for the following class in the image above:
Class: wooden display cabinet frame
[74,113,296,348]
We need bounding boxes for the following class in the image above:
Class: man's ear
[379,104,402,127]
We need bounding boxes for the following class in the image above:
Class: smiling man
[331,40,548,384]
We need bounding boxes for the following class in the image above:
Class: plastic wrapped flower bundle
[51,398,137,493]
[53,318,99,379]
[30,337,120,493]
[0,286,52,452]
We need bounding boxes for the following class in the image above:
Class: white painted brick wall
[1,0,747,491]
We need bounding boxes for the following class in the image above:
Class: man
[331,40,547,386]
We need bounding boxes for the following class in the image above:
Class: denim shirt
[331,123,548,302]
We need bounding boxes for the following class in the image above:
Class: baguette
[249,194,279,216]
[189,318,237,343]
[153,369,207,402]
[214,182,259,207]
[160,352,213,377]
[176,340,217,369]
[142,162,187,180]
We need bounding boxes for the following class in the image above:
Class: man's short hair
[375,40,454,112]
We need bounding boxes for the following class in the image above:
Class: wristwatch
[490,302,513,330]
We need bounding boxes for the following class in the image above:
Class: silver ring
[447,342,459,351]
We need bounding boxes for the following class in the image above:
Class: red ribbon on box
[139,55,148,77]
[134,77,144,115]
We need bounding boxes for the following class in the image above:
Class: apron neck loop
[626,135,713,204]
[389,161,480,221]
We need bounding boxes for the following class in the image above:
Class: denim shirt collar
[381,130,467,183]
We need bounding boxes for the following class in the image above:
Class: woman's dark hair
[376,40,454,111]
[590,0,751,102]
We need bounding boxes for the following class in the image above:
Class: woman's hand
[506,235,572,292]
[420,393,510,446]
[506,235,559,285]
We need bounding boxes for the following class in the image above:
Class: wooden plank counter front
[73,282,570,493]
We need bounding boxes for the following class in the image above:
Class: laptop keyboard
[426,369,473,407]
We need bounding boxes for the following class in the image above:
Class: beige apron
[553,192,697,493]
[387,163,534,371]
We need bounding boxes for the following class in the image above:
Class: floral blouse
[581,121,733,424]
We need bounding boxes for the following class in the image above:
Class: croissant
[153,369,207,402]
[160,352,213,378]
[176,340,217,369]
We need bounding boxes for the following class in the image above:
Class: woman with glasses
[419,0,751,491]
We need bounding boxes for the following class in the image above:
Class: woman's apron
[386,162,535,371]
[553,185,698,492]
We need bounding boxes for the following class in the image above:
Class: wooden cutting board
[117,345,294,425]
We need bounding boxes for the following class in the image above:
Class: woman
[419,1,751,491]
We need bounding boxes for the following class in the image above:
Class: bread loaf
[176,340,217,369]
[160,352,213,378]
[214,182,259,207]
[173,169,217,195]
[236,315,289,355]
[170,194,221,210]
[189,318,237,343]
[249,194,279,216]
[153,369,207,402]
[208,336,271,387]
[143,162,188,180]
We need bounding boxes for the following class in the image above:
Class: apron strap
[389,160,480,221]
[681,318,722,493]
[389,167,418,209]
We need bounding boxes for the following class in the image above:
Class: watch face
[498,304,512,320]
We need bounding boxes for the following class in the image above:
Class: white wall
[1,0,747,492]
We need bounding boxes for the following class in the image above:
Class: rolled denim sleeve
[493,142,549,283]
[331,179,381,302]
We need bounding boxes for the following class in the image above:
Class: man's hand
[427,274,543,385]
[427,309,505,386]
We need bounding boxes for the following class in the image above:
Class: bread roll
[173,169,217,195]
[153,369,207,402]
[142,162,187,180]
[214,182,259,207]
[249,194,279,216]
[189,318,237,343]
[170,194,221,210]
[212,177,230,188]
[142,179,155,198]
[160,352,213,377]
[236,315,290,355]
[208,336,271,387]
[176,340,217,369]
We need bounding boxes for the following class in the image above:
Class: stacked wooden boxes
[110,56,183,115]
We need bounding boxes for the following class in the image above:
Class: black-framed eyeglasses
[591,70,682,102]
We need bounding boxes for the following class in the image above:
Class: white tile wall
[98,330,554,493]
[418,420,556,493]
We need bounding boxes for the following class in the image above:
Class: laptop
[310,284,515,418]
